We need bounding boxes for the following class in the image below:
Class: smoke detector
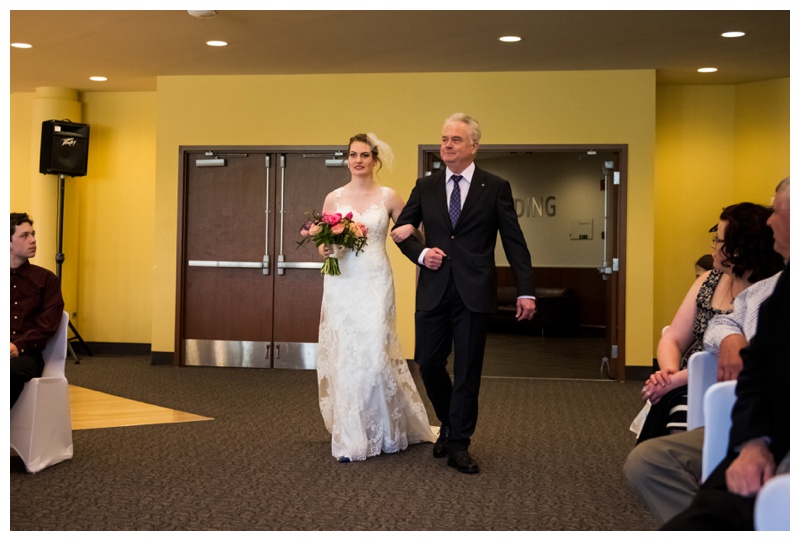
[188,11,218,19]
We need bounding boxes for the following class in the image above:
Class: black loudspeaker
[39,120,90,177]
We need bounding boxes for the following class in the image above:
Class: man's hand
[717,334,747,382]
[422,248,447,270]
[10,343,19,358]
[726,438,775,496]
[516,298,536,321]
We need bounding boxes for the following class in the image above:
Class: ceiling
[10,10,790,93]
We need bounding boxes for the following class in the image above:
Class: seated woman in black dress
[637,202,782,443]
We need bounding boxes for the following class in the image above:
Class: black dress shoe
[433,426,449,458]
[447,449,480,474]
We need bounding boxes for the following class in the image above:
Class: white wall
[477,152,613,268]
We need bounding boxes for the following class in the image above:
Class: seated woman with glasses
[636,202,783,444]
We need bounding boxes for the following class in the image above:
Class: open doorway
[419,144,627,380]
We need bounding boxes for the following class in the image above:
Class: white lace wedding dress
[316,186,435,461]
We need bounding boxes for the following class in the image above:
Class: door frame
[418,143,628,379]
[175,145,344,367]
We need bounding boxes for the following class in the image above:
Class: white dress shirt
[703,270,782,353]
[445,162,475,209]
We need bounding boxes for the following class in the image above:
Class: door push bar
[188,258,323,275]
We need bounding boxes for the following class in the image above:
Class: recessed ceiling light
[11,43,33,49]
[698,67,718,73]
[721,31,745,38]
[206,40,228,47]
[499,36,522,43]
[90,76,108,82]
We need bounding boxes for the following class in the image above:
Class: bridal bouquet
[298,211,368,276]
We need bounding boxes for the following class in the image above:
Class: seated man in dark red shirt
[10,212,65,408]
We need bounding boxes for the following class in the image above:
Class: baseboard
[625,365,654,381]
[150,351,174,366]
[71,342,174,367]
[74,341,151,356]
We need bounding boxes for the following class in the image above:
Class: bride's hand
[391,224,416,243]
[320,244,345,257]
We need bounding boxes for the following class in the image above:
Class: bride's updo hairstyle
[347,132,395,173]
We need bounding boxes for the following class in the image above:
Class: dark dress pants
[10,351,44,408]
[415,277,489,452]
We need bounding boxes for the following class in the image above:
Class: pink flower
[331,223,346,235]
[322,212,342,225]
[359,224,368,236]
[345,212,353,221]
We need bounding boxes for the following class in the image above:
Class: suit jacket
[394,166,535,313]
[728,261,789,465]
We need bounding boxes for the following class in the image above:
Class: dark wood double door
[175,147,347,368]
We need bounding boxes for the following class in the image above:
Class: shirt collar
[446,162,476,184]
[11,259,31,275]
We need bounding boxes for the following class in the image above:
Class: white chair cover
[10,311,74,473]
[686,351,718,431]
[701,380,737,482]
[754,474,790,531]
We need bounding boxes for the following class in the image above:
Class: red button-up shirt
[10,260,65,356]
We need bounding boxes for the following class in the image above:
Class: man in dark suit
[392,113,536,474]
[662,178,790,530]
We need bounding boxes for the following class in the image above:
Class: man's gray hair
[444,112,481,144]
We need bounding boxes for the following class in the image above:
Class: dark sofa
[490,286,580,336]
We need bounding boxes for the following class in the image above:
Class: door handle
[276,260,323,270]
[264,155,271,276]
[188,260,267,269]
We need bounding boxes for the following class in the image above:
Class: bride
[316,133,436,462]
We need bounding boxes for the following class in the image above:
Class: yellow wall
[734,79,790,199]
[653,79,789,352]
[653,85,737,341]
[153,70,656,365]
[75,92,157,342]
[10,72,788,371]
[10,93,35,214]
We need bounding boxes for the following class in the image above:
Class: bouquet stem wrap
[321,255,341,276]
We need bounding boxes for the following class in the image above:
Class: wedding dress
[316,186,435,461]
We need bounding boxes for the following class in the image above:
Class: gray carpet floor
[10,356,657,531]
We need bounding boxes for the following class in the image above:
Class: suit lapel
[459,167,487,222]
[430,171,450,225]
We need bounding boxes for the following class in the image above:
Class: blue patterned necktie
[449,175,463,226]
